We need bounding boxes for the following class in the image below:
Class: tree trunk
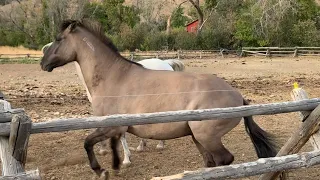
[166,14,172,36]
[188,0,204,35]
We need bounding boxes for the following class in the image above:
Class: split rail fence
[241,47,320,57]
[1,85,320,179]
[1,47,320,64]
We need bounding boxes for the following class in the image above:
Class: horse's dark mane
[60,19,142,67]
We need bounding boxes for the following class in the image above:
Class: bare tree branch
[198,1,220,31]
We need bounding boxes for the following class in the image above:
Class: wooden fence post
[0,99,40,179]
[274,83,320,180]
[272,82,318,180]
[293,47,299,57]
[259,100,320,179]
[219,49,224,58]
[0,100,24,175]
[266,48,271,57]
[130,52,134,61]
[9,113,32,169]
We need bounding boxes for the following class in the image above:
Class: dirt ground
[1,55,320,180]
[0,46,43,55]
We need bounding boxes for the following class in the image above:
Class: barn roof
[185,19,199,27]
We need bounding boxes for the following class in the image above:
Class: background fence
[1,47,320,64]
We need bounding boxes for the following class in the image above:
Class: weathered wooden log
[0,100,24,175]
[0,108,25,123]
[0,169,41,180]
[259,104,320,180]
[290,85,320,149]
[9,114,31,168]
[260,84,320,180]
[1,99,320,136]
[151,150,320,180]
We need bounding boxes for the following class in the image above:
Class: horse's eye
[55,35,62,41]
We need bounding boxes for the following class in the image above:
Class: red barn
[186,20,199,33]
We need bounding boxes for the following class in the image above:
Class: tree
[83,0,140,35]
[0,0,43,48]
[187,0,203,34]
[170,1,188,28]
[187,0,222,35]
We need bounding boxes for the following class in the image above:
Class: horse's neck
[74,62,92,103]
[75,43,139,99]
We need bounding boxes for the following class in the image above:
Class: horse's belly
[127,121,191,140]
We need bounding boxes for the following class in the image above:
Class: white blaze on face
[74,62,92,103]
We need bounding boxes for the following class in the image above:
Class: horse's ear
[66,22,77,34]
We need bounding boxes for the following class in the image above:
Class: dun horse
[40,19,277,179]
[43,42,185,165]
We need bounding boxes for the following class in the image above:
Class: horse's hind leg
[190,120,239,167]
[137,139,165,151]
[194,135,234,166]
[156,140,165,149]
[192,136,215,167]
[136,139,147,152]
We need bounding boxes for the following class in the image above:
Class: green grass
[0,57,40,64]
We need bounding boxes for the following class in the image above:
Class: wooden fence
[241,47,320,57]
[1,47,320,63]
[1,85,320,179]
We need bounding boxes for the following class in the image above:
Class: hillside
[124,0,205,16]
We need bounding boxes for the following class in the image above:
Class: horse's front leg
[84,127,127,179]
[99,133,132,166]
[120,133,132,166]
[98,140,108,156]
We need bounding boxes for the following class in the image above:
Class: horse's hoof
[156,144,165,150]
[111,169,120,176]
[122,161,131,168]
[99,170,109,180]
[98,149,108,156]
[136,146,144,152]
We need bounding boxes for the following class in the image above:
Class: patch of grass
[0,57,40,64]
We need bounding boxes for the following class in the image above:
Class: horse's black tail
[110,136,120,170]
[243,99,278,158]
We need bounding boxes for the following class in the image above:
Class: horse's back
[137,58,174,71]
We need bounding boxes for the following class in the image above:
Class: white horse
[42,43,185,166]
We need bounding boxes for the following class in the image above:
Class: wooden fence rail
[0,98,320,136]
[241,47,320,57]
[1,86,320,179]
[151,150,320,180]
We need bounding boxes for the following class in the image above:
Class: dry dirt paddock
[1,55,320,180]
